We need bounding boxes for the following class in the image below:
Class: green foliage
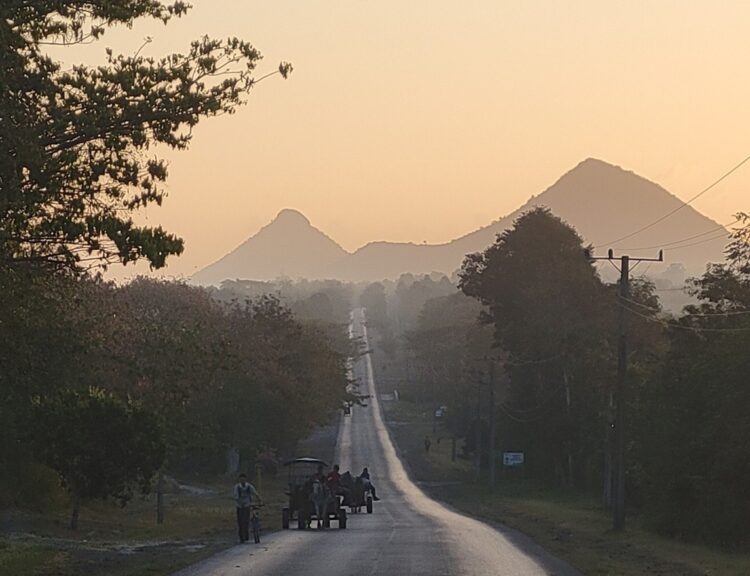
[0,272,350,525]
[31,388,165,508]
[637,219,750,545]
[190,294,350,460]
[459,207,612,486]
[394,208,750,544]
[360,282,388,328]
[406,292,491,429]
[0,1,289,270]
[393,274,456,333]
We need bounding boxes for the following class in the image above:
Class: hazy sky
[53,1,750,279]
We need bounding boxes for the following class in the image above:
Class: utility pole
[475,379,482,481]
[488,360,497,492]
[588,248,663,531]
[613,255,629,531]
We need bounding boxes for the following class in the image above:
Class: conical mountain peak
[193,159,727,284]
[191,209,348,285]
[272,208,311,227]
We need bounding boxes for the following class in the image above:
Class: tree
[459,207,609,486]
[360,282,388,329]
[31,387,164,529]
[638,215,750,543]
[187,295,352,472]
[406,292,492,437]
[0,1,290,271]
[0,270,112,499]
[106,278,226,523]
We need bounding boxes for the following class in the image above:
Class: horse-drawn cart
[340,471,374,514]
[281,458,347,530]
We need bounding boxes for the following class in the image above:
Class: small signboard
[503,452,525,467]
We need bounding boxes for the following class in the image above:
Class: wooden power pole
[589,248,663,531]
[488,360,497,492]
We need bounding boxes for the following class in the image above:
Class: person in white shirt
[233,473,262,543]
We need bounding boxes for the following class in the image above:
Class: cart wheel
[339,508,347,529]
[297,511,306,530]
[366,496,373,514]
[282,507,290,530]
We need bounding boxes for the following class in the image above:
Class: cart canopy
[283,457,328,467]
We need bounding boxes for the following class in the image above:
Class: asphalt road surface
[175,309,580,576]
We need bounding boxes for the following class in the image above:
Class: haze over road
[175,309,579,576]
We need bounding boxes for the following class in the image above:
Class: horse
[309,479,330,528]
[340,471,367,513]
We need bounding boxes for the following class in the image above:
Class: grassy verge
[0,473,289,576]
[381,397,750,576]
[1,420,339,576]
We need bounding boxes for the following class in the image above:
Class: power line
[600,154,750,248]
[664,230,733,252]
[622,303,750,332]
[618,218,737,251]
[620,295,750,318]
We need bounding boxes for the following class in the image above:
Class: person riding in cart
[359,467,380,500]
[327,464,342,488]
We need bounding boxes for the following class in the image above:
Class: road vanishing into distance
[176,309,579,576]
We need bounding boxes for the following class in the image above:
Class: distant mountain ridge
[192,208,347,284]
[191,159,728,285]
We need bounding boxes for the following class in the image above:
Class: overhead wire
[598,154,750,248]
[621,302,750,332]
[662,230,734,252]
[619,295,750,317]
[617,217,738,251]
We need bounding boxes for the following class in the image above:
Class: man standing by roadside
[233,473,262,543]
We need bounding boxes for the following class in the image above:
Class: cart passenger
[327,464,341,487]
[312,464,326,482]
[359,467,381,501]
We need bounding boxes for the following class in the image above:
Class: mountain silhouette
[191,209,347,285]
[192,159,728,284]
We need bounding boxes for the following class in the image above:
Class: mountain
[191,209,348,285]
[192,159,728,284]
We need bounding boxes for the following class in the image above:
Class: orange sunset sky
[50,1,750,279]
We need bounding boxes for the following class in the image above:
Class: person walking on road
[233,473,262,543]
[424,436,432,453]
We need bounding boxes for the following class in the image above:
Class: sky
[52,1,750,279]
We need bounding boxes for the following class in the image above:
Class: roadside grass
[0,474,289,576]
[1,420,340,576]
[381,396,750,576]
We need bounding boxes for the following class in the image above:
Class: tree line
[370,208,750,546]
[0,273,352,528]
[0,2,350,530]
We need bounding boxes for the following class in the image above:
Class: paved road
[175,309,579,576]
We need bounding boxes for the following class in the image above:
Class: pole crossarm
[586,248,664,263]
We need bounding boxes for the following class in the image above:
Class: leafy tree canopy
[459,206,605,361]
[0,1,290,271]
[31,387,164,528]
